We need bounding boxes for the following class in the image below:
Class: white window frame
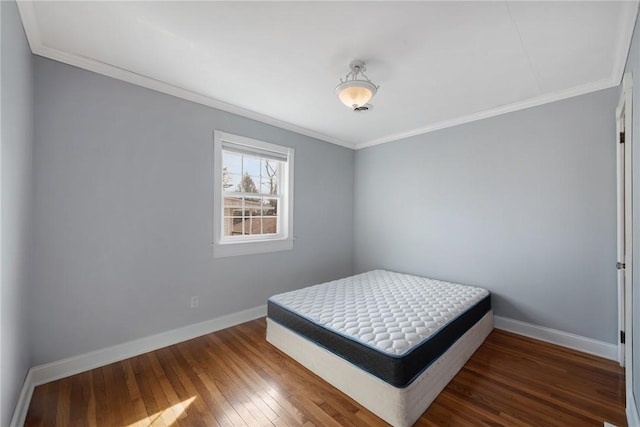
[213,130,294,258]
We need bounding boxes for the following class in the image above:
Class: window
[213,131,294,257]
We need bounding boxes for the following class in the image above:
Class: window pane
[263,159,279,176]
[263,160,279,194]
[260,179,275,194]
[230,217,257,236]
[246,217,261,235]
[264,197,278,215]
[223,197,244,237]
[243,156,260,177]
[262,215,277,234]
[263,198,278,236]
[223,197,243,214]
[237,173,259,193]
[222,152,242,175]
[223,218,233,236]
[224,173,241,191]
[250,175,261,189]
[222,151,242,173]
[222,151,242,190]
[244,198,261,212]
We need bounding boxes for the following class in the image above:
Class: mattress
[267,311,494,427]
[267,270,491,387]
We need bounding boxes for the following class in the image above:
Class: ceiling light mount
[335,60,379,111]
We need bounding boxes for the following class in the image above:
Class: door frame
[617,72,635,423]
[617,73,632,367]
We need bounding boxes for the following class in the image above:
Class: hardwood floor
[25,318,626,427]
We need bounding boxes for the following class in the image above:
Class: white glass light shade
[335,80,377,108]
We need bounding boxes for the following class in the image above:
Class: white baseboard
[9,370,34,427]
[627,394,640,427]
[9,304,267,427]
[494,316,618,361]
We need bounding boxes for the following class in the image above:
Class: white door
[617,73,632,367]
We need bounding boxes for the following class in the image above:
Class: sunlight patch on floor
[126,396,196,427]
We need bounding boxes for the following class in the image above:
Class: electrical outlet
[190,296,199,308]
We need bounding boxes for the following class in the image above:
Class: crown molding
[15,1,355,150]
[354,77,620,150]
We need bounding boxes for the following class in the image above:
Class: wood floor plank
[91,366,110,426]
[204,332,283,424]
[464,345,625,425]
[180,339,267,426]
[160,345,227,427]
[25,321,626,427]
[100,364,126,427]
[216,321,318,425]
[27,382,57,427]
[202,330,306,426]
[146,352,196,427]
[53,378,71,427]
[151,346,221,427]
[121,359,150,427]
[68,371,92,426]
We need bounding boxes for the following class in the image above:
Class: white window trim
[213,130,294,258]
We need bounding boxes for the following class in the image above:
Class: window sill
[213,238,294,258]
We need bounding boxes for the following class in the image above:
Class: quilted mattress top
[268,270,489,356]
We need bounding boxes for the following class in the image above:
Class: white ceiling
[17,1,639,149]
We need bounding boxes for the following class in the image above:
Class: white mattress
[267,270,494,425]
[269,269,490,355]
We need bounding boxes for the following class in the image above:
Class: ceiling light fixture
[335,60,379,111]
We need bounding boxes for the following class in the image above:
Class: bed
[266,270,493,427]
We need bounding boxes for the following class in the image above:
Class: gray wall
[354,88,619,344]
[31,57,354,365]
[1,1,34,425]
[623,6,640,415]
